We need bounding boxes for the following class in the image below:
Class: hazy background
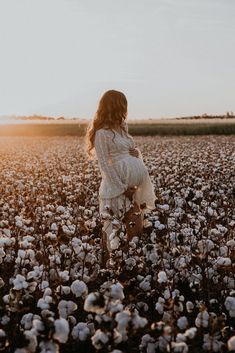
[0,0,235,120]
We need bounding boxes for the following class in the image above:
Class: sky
[0,0,235,120]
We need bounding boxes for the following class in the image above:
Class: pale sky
[0,0,235,119]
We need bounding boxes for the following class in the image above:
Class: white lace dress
[94,122,156,247]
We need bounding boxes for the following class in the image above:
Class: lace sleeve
[94,129,128,195]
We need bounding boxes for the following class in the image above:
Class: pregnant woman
[85,90,156,252]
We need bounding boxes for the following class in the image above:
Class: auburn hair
[85,90,128,158]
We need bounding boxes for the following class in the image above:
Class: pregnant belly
[114,155,148,187]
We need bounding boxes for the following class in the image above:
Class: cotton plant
[72,322,93,341]
[53,318,70,343]
[1,136,235,351]
[57,300,77,319]
[70,279,88,298]
[84,281,148,350]
[224,296,235,318]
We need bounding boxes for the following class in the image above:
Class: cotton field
[0,135,235,353]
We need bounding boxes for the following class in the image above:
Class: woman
[85,90,156,252]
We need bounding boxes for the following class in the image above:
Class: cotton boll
[62,175,72,183]
[91,329,109,349]
[17,249,26,259]
[23,330,38,352]
[71,280,88,298]
[110,236,120,250]
[186,301,194,313]
[13,340,24,351]
[115,310,130,341]
[58,300,77,319]
[41,309,55,320]
[125,257,136,270]
[159,204,170,211]
[207,207,214,216]
[148,249,159,264]
[176,333,186,342]
[38,281,49,291]
[62,224,76,236]
[0,315,10,326]
[50,223,58,231]
[71,237,82,248]
[110,282,125,300]
[90,220,96,228]
[219,246,228,257]
[13,274,28,290]
[154,220,165,230]
[177,316,188,330]
[131,311,148,329]
[21,313,37,330]
[184,327,197,339]
[84,293,105,314]
[216,257,231,267]
[2,295,9,304]
[203,334,224,352]
[159,334,171,351]
[72,322,90,341]
[0,277,5,288]
[109,303,124,314]
[164,288,171,300]
[44,296,53,305]
[32,318,44,333]
[140,334,156,353]
[53,318,69,343]
[226,240,235,248]
[139,276,152,291]
[174,256,188,270]
[227,277,235,289]
[43,287,52,297]
[0,248,6,264]
[224,297,235,317]
[0,329,7,350]
[56,206,65,213]
[195,311,209,328]
[171,342,188,353]
[167,217,176,228]
[113,328,123,344]
[228,335,235,351]
[158,271,168,283]
[136,302,149,312]
[155,302,164,315]
[39,340,59,353]
[198,239,214,255]
[59,271,70,282]
[37,298,50,310]
[60,286,71,295]
[46,232,57,241]
[15,216,23,228]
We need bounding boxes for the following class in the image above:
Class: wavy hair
[85,90,128,158]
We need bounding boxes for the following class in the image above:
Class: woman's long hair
[85,90,128,158]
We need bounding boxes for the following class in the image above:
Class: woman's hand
[123,185,138,201]
[129,147,139,157]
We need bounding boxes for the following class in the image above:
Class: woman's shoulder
[94,128,113,144]
[95,122,129,138]
[95,127,111,136]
